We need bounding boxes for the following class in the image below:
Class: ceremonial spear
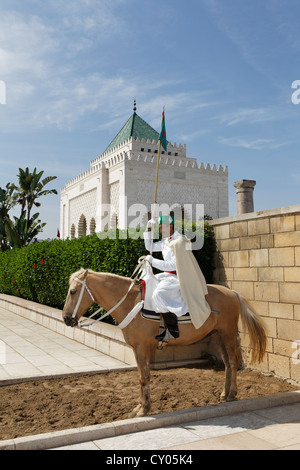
[150,107,167,255]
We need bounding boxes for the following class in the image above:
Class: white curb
[1,390,299,450]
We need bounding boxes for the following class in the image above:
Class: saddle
[139,261,192,324]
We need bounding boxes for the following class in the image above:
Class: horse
[62,267,266,418]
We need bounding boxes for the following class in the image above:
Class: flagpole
[154,106,164,204]
[150,107,165,255]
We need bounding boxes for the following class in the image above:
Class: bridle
[71,277,95,322]
[69,258,146,329]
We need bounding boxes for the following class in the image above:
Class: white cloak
[143,231,211,328]
[143,231,188,317]
[168,235,211,329]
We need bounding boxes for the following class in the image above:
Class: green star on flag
[159,110,167,151]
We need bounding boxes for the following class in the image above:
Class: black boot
[155,312,179,341]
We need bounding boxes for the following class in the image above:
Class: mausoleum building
[60,107,228,239]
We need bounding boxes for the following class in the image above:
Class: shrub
[0,226,215,310]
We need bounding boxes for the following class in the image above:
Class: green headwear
[159,215,174,225]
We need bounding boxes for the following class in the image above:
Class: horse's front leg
[129,344,152,418]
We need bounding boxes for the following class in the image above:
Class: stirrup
[155,327,179,342]
[155,327,168,342]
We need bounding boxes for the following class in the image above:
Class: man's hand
[146,218,157,231]
[145,255,153,263]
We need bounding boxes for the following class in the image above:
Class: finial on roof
[133,99,137,113]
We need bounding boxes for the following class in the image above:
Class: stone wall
[210,205,300,384]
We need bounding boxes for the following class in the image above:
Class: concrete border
[1,390,299,450]
[0,294,210,366]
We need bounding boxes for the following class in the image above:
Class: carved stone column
[233,179,256,215]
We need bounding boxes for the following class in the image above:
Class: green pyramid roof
[103,112,166,154]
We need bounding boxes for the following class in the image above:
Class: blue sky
[1,0,300,239]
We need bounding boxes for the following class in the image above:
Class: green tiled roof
[103,112,166,154]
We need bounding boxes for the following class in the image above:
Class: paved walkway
[55,402,300,450]
[0,307,130,383]
[0,307,299,450]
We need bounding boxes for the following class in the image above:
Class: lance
[150,107,167,254]
[154,107,165,204]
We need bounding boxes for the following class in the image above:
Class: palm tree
[0,183,17,251]
[0,183,17,219]
[5,211,46,248]
[16,168,57,224]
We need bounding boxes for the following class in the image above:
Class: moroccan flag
[158,110,167,151]
[57,228,60,238]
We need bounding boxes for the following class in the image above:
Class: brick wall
[210,205,300,384]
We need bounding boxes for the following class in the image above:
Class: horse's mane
[69,268,95,284]
[69,268,131,285]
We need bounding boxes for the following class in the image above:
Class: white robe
[143,231,188,317]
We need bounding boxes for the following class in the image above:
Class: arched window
[90,218,96,235]
[110,212,118,230]
[78,215,87,237]
[70,224,76,239]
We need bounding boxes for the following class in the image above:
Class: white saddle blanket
[140,262,192,323]
[140,261,219,326]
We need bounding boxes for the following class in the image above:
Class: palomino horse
[62,268,266,418]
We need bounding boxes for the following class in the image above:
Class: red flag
[158,109,167,151]
[57,228,60,238]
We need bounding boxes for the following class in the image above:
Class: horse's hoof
[226,395,237,402]
[128,404,143,418]
[128,404,149,418]
[136,408,147,417]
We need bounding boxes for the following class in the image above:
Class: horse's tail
[235,292,267,364]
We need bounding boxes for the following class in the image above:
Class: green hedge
[0,226,215,310]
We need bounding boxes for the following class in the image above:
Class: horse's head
[62,269,95,327]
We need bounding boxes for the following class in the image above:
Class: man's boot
[155,312,179,341]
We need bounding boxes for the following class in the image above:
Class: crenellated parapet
[127,152,228,174]
[61,139,228,192]
[90,136,187,167]
[61,161,107,193]
[62,135,227,193]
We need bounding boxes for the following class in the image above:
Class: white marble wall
[60,137,228,238]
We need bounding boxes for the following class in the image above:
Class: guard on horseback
[144,214,211,343]
[144,215,184,341]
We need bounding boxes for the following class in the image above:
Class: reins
[74,257,146,329]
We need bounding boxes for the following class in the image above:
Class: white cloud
[178,129,210,143]
[216,108,277,127]
[214,104,297,128]
[0,4,219,136]
[53,0,126,34]
[0,11,58,79]
[219,136,295,150]
[0,5,128,131]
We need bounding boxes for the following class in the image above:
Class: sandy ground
[0,365,299,440]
